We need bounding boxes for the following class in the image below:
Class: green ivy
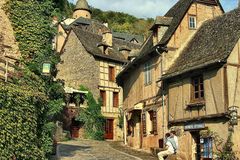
[76,86,105,140]
[0,0,70,159]
[0,82,47,159]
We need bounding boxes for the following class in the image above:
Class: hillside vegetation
[91,7,154,37]
[58,0,154,37]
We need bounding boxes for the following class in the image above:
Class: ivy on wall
[76,86,105,140]
[0,83,47,159]
[0,0,69,159]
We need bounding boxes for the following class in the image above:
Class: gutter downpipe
[156,46,165,143]
[124,110,127,145]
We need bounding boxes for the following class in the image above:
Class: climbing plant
[0,83,47,159]
[0,0,70,159]
[76,85,105,140]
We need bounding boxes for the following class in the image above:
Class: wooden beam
[223,66,229,112]
[168,113,227,124]
[226,63,240,67]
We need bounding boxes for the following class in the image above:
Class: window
[100,90,106,106]
[113,92,119,107]
[149,111,157,134]
[201,138,213,159]
[144,62,152,85]
[189,15,197,29]
[192,75,204,101]
[109,66,115,81]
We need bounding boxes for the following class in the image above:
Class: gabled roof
[61,17,109,34]
[159,0,223,45]
[163,8,240,80]
[112,32,144,44]
[72,27,140,63]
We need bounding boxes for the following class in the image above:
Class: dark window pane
[195,86,199,91]
[195,92,199,98]
[201,91,204,98]
[200,84,204,90]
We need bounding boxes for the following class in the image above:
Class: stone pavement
[57,139,158,160]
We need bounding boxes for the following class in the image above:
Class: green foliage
[118,109,124,129]
[91,7,154,37]
[1,0,67,159]
[217,132,239,160]
[76,86,105,140]
[0,83,47,159]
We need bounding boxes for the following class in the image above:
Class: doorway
[191,131,201,160]
[104,119,114,139]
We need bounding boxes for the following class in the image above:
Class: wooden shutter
[113,92,119,107]
[100,90,106,106]
[153,111,157,135]
[142,113,146,136]
[109,66,115,81]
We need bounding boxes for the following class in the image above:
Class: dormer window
[189,15,197,29]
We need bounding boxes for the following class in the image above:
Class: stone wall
[0,0,19,57]
[56,31,99,98]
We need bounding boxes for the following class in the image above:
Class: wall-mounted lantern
[42,62,51,75]
[228,106,239,126]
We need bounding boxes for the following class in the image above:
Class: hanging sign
[184,122,205,130]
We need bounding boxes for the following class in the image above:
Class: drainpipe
[123,110,127,144]
[156,46,166,143]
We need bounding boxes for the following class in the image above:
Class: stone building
[0,0,20,82]
[56,0,141,140]
[162,8,240,159]
[117,0,223,153]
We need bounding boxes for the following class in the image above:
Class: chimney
[102,29,112,47]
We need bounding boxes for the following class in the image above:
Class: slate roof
[62,17,109,34]
[112,32,144,43]
[72,27,141,63]
[75,0,91,13]
[163,8,240,80]
[150,16,173,30]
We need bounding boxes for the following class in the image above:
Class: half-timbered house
[117,0,223,152]
[162,8,240,159]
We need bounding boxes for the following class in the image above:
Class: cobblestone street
[57,139,157,160]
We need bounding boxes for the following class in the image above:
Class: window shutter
[109,66,115,81]
[113,92,119,107]
[153,111,157,135]
[142,113,146,136]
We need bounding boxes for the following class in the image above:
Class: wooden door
[104,119,114,139]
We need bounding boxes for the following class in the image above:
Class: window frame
[189,15,197,29]
[191,75,205,102]
[144,61,152,85]
[108,66,115,82]
[113,92,119,108]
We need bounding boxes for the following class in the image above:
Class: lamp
[228,106,239,125]
[42,62,51,75]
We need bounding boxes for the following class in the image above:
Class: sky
[68,0,238,18]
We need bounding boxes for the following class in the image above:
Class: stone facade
[57,31,99,98]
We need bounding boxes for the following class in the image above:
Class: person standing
[158,133,177,160]
[170,130,178,151]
